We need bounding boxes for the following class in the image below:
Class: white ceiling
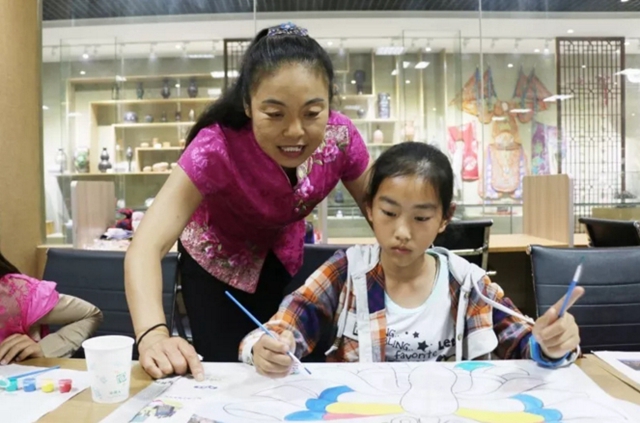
[42,12,640,62]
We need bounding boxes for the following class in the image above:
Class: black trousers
[179,246,291,362]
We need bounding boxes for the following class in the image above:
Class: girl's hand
[532,287,584,359]
[252,330,296,378]
[0,334,44,364]
[138,331,204,381]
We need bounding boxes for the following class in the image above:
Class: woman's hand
[0,334,44,364]
[138,331,204,381]
[532,287,584,359]
[252,330,296,378]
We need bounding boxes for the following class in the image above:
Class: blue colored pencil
[558,257,585,317]
[225,291,311,375]
[8,365,60,381]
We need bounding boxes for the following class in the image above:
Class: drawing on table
[188,361,637,423]
[129,399,183,422]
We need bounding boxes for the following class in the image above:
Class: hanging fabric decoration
[531,121,562,175]
[511,67,554,124]
[447,122,479,181]
[450,67,498,124]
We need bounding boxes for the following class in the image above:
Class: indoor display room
[1,1,640,422]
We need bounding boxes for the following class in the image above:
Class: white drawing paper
[0,364,89,423]
[595,351,640,386]
[110,361,640,423]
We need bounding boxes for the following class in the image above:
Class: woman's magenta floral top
[177,112,369,293]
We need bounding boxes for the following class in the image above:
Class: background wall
[0,0,44,275]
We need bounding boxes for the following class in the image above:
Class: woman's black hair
[185,23,335,147]
[365,142,454,218]
[0,250,21,280]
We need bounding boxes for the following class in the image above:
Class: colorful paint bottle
[6,379,18,392]
[58,379,72,393]
[23,378,37,392]
[41,379,54,393]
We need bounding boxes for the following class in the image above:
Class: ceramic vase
[124,112,138,123]
[175,111,182,122]
[74,147,90,173]
[357,108,366,119]
[144,115,154,123]
[373,126,384,144]
[98,148,112,173]
[125,147,134,172]
[136,82,144,100]
[55,148,67,173]
[188,109,195,121]
[161,78,171,99]
[188,78,198,98]
[377,93,391,119]
[160,111,168,123]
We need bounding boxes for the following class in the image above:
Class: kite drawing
[178,361,638,423]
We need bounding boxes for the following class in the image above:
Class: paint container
[23,378,36,392]
[59,379,72,393]
[41,379,54,393]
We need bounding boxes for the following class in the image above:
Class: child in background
[241,142,583,377]
[0,250,103,363]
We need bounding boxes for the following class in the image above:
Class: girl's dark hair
[185,23,335,147]
[0,250,21,280]
[366,142,454,218]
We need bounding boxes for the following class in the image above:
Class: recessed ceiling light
[582,64,586,69]
[350,80,356,84]
[391,69,398,76]
[376,46,405,56]
[42,105,49,110]
[625,41,631,46]
[80,70,86,75]
[403,61,411,69]
[405,80,411,84]
[175,83,180,88]
[567,29,574,34]
[82,53,89,59]
[622,0,629,3]
[508,63,514,68]
[415,61,430,69]
[327,41,333,46]
[534,48,540,53]
[175,44,182,49]
[425,46,432,52]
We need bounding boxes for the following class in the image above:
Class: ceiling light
[492,116,506,122]
[567,29,574,34]
[82,52,89,60]
[210,70,239,78]
[405,80,411,84]
[175,83,180,88]
[582,64,586,69]
[327,41,333,46]
[432,107,437,112]
[425,39,432,52]
[175,43,182,49]
[543,94,574,102]
[625,41,631,46]
[80,70,86,75]
[188,54,214,59]
[42,105,49,110]
[403,61,411,69]
[350,80,356,84]
[622,0,629,3]
[376,46,405,55]
[115,75,127,82]
[534,48,540,53]
[415,61,430,69]
[391,69,398,76]
[510,108,532,114]
[508,63,514,68]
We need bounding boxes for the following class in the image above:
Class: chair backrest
[286,244,351,295]
[433,219,493,269]
[529,245,640,352]
[42,248,178,357]
[578,217,640,247]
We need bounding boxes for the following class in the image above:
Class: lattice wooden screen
[223,38,252,92]
[556,37,626,232]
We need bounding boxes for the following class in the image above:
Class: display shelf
[55,172,171,177]
[92,98,213,107]
[352,118,398,124]
[68,72,214,85]
[112,122,194,129]
[135,147,183,152]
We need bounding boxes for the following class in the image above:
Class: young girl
[241,142,583,377]
[0,250,102,363]
[126,22,370,379]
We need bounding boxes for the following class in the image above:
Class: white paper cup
[82,335,134,403]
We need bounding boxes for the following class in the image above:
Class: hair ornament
[267,22,309,37]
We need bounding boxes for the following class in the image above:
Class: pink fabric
[0,274,60,344]
[178,111,369,293]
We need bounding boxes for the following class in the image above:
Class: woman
[125,22,371,380]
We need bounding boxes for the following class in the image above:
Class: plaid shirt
[240,249,536,363]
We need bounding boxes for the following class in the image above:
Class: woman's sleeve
[177,126,228,196]
[341,121,370,182]
[35,294,104,358]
